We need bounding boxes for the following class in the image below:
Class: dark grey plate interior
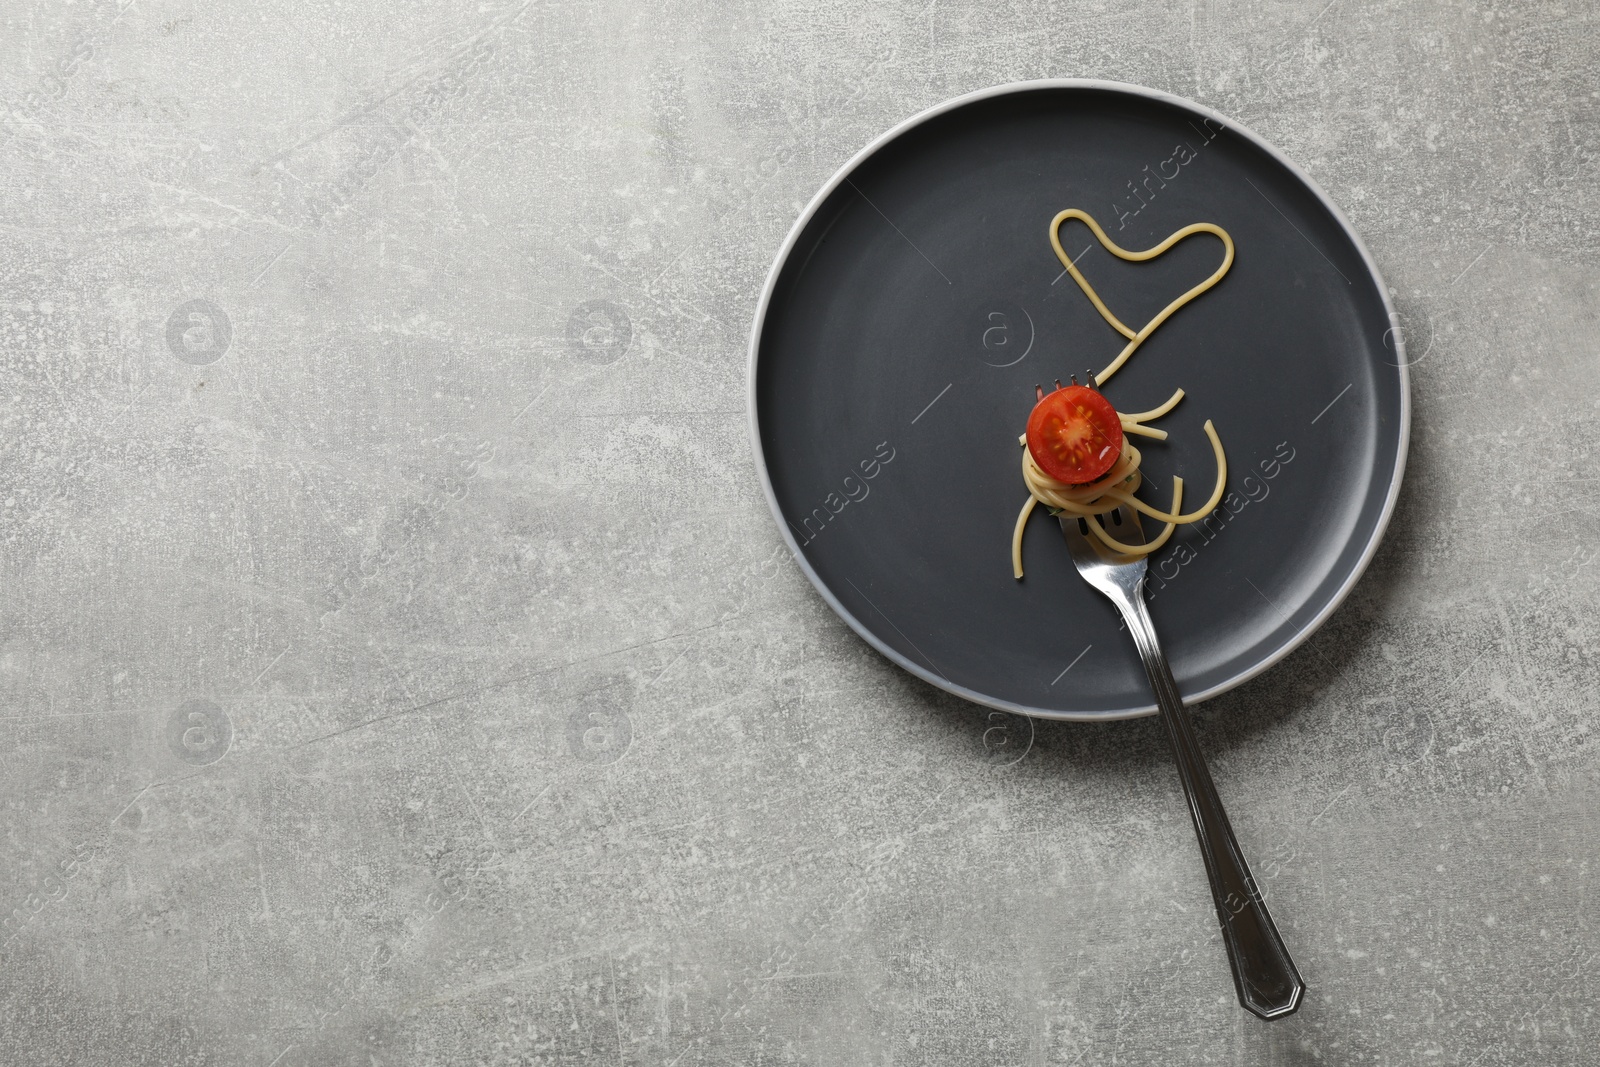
[750,81,1408,720]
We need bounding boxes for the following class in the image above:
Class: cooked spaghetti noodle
[1049,209,1235,388]
[1012,211,1233,578]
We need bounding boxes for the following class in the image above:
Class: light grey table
[2,1,1595,1064]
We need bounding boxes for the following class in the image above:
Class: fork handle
[1116,592,1306,1020]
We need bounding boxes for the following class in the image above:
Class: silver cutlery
[1059,505,1305,1019]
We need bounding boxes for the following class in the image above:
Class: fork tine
[1059,506,1149,566]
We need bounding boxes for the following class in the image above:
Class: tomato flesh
[1026,384,1124,484]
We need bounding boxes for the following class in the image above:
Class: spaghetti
[1012,210,1233,579]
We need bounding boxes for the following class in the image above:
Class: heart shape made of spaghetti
[1048,208,1235,386]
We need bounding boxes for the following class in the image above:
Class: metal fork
[1059,505,1305,1020]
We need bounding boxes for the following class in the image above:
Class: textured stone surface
[2,0,1597,1064]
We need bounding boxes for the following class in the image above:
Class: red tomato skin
[1025,385,1124,484]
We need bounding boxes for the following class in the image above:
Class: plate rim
[745,78,1411,721]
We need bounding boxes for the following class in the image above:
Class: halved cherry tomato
[1026,384,1124,484]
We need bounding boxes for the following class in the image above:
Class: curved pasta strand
[1011,495,1037,580]
[1096,421,1227,524]
[1121,388,1186,424]
[1048,209,1139,339]
[1085,478,1184,557]
[1121,422,1168,440]
[1048,210,1235,386]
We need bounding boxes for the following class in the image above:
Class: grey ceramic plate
[748,80,1408,720]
